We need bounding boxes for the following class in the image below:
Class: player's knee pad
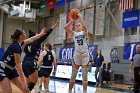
[70,68,78,82]
[28,82,35,91]
[82,68,88,81]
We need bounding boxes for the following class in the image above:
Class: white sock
[69,89,72,93]
[83,90,87,93]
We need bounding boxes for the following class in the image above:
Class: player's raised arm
[44,19,59,34]
[37,51,46,66]
[64,19,75,33]
[77,13,88,33]
[23,28,46,45]
[77,13,96,40]
[50,19,60,30]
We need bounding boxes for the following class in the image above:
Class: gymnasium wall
[94,0,140,83]
[2,15,39,48]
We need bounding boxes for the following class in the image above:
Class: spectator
[94,50,105,87]
[129,44,140,93]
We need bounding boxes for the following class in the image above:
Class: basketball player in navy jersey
[22,20,59,91]
[0,28,46,93]
[37,43,56,92]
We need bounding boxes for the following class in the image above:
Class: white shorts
[74,50,89,65]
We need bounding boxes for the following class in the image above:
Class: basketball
[69,8,80,20]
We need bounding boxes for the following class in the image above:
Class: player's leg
[82,65,88,93]
[69,51,81,93]
[0,77,12,93]
[40,77,44,89]
[23,61,38,91]
[82,52,89,93]
[28,71,38,91]
[35,77,42,93]
[44,77,50,92]
[22,61,30,84]
[11,77,30,93]
[69,64,80,93]
[36,71,43,93]
[5,68,30,93]
[43,68,52,92]
[0,65,12,93]
[26,77,30,84]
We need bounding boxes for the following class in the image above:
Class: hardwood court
[0,83,22,93]
[0,81,130,93]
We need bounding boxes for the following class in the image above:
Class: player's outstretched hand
[56,19,60,24]
[77,13,82,18]
[51,19,60,29]
[70,17,76,22]
[40,27,47,34]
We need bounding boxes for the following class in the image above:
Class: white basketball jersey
[73,31,88,51]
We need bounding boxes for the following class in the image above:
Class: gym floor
[1,79,130,93]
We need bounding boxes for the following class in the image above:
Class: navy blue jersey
[24,42,40,61]
[0,41,22,67]
[42,51,54,66]
[23,28,53,62]
[95,55,104,67]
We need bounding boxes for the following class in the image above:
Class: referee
[129,44,140,93]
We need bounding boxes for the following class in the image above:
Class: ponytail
[45,43,52,51]
[11,28,24,42]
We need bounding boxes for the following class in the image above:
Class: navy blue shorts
[22,60,36,78]
[38,68,52,78]
[0,74,5,81]
[4,68,19,80]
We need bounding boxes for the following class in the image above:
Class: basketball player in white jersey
[64,13,95,93]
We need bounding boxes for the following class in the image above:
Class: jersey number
[77,39,83,45]
[48,55,51,61]
[28,46,31,52]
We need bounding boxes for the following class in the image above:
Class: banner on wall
[0,48,4,59]
[48,0,55,10]
[53,48,56,53]
[59,13,66,40]
[122,10,140,28]
[55,65,96,82]
[85,8,94,34]
[59,47,74,60]
[39,2,46,13]
[55,0,65,7]
[66,0,75,3]
[89,45,98,60]
[59,45,98,60]
[95,0,105,36]
[123,42,140,60]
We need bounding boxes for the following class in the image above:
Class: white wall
[2,15,39,48]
